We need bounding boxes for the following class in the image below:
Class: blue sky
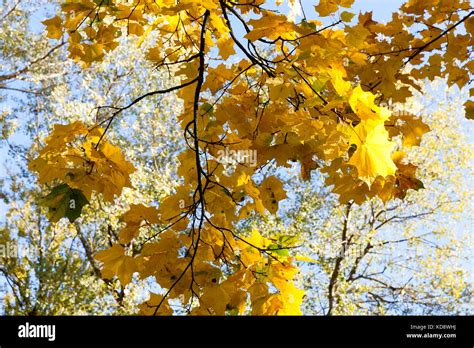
[301,0,405,21]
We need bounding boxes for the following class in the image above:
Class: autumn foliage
[28,0,473,315]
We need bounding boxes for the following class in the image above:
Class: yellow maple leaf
[267,77,293,100]
[277,284,305,315]
[95,244,137,285]
[245,12,297,41]
[216,36,235,60]
[199,286,230,315]
[348,121,397,179]
[128,22,144,36]
[315,0,339,16]
[243,181,265,215]
[122,204,161,224]
[100,142,136,176]
[138,293,173,315]
[118,204,161,244]
[252,294,284,315]
[315,0,355,17]
[236,172,251,187]
[386,114,431,147]
[82,137,136,201]
[42,16,63,39]
[349,85,391,122]
[28,122,88,184]
[158,185,192,221]
[237,229,273,266]
[43,121,88,150]
[328,67,351,96]
[341,11,356,22]
[259,176,286,214]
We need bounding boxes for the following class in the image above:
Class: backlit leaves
[42,16,63,39]
[348,121,397,180]
[95,244,137,286]
[29,121,136,214]
[31,0,474,316]
[349,85,391,123]
[386,114,431,147]
[315,0,354,17]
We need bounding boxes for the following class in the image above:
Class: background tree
[253,78,472,315]
[0,0,182,314]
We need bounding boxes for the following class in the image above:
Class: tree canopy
[1,0,473,315]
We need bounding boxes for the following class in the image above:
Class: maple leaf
[252,294,284,315]
[464,100,474,120]
[276,284,305,315]
[341,11,356,22]
[199,286,230,315]
[386,114,431,147]
[42,16,63,39]
[394,162,424,199]
[349,85,391,122]
[157,185,192,222]
[216,36,235,60]
[315,0,355,17]
[369,176,397,204]
[118,204,161,244]
[39,184,88,223]
[41,121,88,150]
[29,121,136,204]
[138,293,173,315]
[315,1,339,17]
[245,12,298,41]
[392,152,425,199]
[95,244,137,286]
[348,121,397,180]
[300,152,319,181]
[259,176,287,214]
[328,67,351,96]
[238,229,271,266]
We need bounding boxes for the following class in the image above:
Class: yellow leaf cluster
[36,0,474,315]
[95,244,137,285]
[29,121,135,203]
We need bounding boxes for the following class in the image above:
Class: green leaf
[269,243,289,257]
[40,184,89,223]
[274,248,289,257]
[65,189,89,222]
[278,235,298,246]
[299,20,317,31]
[202,102,214,116]
[39,184,70,205]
